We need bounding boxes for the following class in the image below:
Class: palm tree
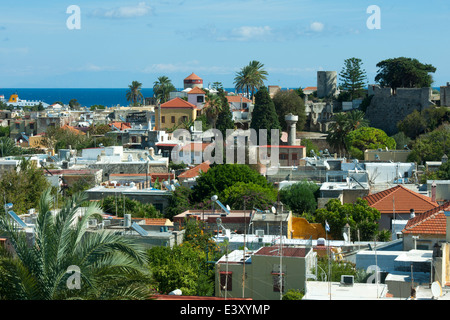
[153,76,176,104]
[326,110,369,156]
[204,91,224,129]
[0,189,152,300]
[234,60,268,99]
[126,81,144,106]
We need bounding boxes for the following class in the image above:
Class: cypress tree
[250,86,281,145]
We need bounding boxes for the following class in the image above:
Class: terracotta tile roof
[178,161,210,179]
[184,73,202,81]
[363,185,439,214]
[61,124,86,135]
[226,95,252,103]
[254,246,307,258]
[161,97,196,109]
[303,86,317,91]
[109,121,131,131]
[402,201,450,235]
[187,87,205,95]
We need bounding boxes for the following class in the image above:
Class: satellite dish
[271,206,276,214]
[431,281,442,298]
[211,195,218,202]
[226,204,231,211]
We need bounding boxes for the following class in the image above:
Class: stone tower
[317,71,337,98]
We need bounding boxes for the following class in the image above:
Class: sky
[0,0,449,89]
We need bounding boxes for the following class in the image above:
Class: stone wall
[365,86,434,136]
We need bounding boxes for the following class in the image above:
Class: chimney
[410,209,415,219]
[431,181,437,202]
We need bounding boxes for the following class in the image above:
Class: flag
[325,220,330,232]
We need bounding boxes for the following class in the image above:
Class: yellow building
[155,97,198,131]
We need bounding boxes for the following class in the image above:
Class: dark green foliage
[326,110,369,156]
[314,198,381,241]
[100,195,162,218]
[398,106,450,140]
[345,127,396,160]
[126,80,144,106]
[250,86,281,145]
[0,190,152,300]
[339,57,367,100]
[282,289,304,300]
[153,76,176,104]
[191,164,272,203]
[407,125,450,163]
[391,132,412,150]
[0,158,50,215]
[215,90,235,137]
[272,89,306,132]
[279,181,319,215]
[375,57,436,90]
[164,185,193,220]
[222,181,277,211]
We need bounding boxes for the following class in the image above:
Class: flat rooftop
[304,281,389,300]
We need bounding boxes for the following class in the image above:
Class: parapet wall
[365,86,433,136]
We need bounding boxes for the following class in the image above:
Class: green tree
[126,80,144,106]
[345,127,396,160]
[339,57,367,100]
[100,196,162,218]
[222,181,277,211]
[272,89,306,132]
[250,86,281,145]
[408,125,450,164]
[0,158,50,215]
[147,244,210,296]
[191,164,272,203]
[327,110,369,156]
[314,198,381,241]
[375,57,436,91]
[279,181,319,216]
[0,189,152,299]
[214,90,235,138]
[153,76,176,104]
[164,185,193,220]
[234,60,268,98]
[69,99,80,109]
[282,289,304,300]
[398,106,450,140]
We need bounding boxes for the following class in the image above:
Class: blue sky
[0,0,449,89]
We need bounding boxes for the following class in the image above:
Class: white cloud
[310,22,324,32]
[91,2,152,19]
[229,26,273,41]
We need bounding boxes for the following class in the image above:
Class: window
[280,153,288,160]
[291,153,298,160]
[171,116,175,123]
[181,116,188,122]
[161,116,165,123]
[197,95,204,103]
[272,274,285,293]
[220,272,232,291]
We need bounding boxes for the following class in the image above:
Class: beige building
[364,149,412,162]
[215,246,316,300]
[155,97,198,131]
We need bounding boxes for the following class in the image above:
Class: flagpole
[325,220,331,300]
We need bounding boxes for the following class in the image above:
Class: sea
[0,87,442,109]
[0,87,233,108]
